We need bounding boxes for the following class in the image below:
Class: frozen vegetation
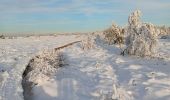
[0,11,170,100]
[103,23,124,45]
[125,10,158,57]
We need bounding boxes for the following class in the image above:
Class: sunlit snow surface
[0,35,170,100]
[0,35,81,100]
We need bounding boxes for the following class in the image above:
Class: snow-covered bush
[156,25,170,36]
[103,23,124,45]
[22,49,67,100]
[81,35,96,50]
[22,50,66,88]
[23,49,66,79]
[0,35,5,39]
[124,10,158,57]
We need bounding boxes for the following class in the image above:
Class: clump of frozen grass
[124,10,158,57]
[100,84,133,100]
[81,35,96,50]
[0,71,9,87]
[112,84,133,100]
[103,23,124,45]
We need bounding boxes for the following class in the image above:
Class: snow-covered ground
[0,35,82,100]
[0,34,170,100]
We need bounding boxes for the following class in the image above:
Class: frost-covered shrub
[22,49,66,85]
[156,25,170,36]
[81,35,96,50]
[124,10,158,57]
[103,23,124,45]
[22,49,67,99]
[0,35,5,39]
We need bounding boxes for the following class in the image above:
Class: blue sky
[0,0,170,34]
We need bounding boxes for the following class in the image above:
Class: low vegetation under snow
[0,10,170,100]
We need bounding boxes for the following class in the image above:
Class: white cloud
[0,0,125,14]
[0,0,169,15]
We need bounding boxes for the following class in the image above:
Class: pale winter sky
[0,0,170,34]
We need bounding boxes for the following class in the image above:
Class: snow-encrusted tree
[125,10,158,57]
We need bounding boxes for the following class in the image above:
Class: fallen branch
[54,41,81,51]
